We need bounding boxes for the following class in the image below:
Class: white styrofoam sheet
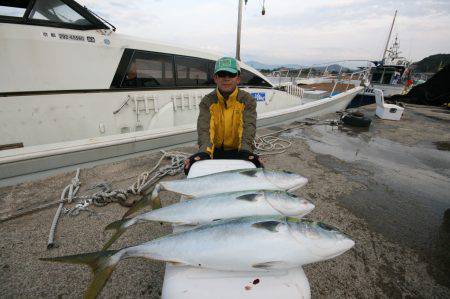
[161,159,311,299]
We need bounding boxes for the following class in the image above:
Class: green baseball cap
[214,57,240,74]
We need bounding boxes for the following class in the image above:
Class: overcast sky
[79,0,450,65]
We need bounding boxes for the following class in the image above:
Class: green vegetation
[414,54,450,73]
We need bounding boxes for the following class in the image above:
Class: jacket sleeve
[197,96,214,156]
[240,94,257,152]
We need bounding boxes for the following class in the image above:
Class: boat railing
[284,83,304,100]
[329,69,370,97]
[270,70,291,86]
[267,60,372,94]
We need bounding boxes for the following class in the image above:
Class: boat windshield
[29,0,91,26]
[0,0,109,30]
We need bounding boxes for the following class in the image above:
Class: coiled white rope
[254,118,341,156]
[47,168,80,249]
[254,135,292,156]
[46,151,189,249]
[61,151,189,217]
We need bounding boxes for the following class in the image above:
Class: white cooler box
[161,159,311,299]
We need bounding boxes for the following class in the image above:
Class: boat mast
[381,10,397,65]
[236,0,244,60]
[236,0,266,61]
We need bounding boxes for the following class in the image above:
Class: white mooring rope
[46,150,189,249]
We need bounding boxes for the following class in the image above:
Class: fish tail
[40,250,119,299]
[122,184,162,219]
[102,218,134,250]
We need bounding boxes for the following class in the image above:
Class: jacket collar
[216,87,239,106]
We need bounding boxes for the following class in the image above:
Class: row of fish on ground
[41,167,355,298]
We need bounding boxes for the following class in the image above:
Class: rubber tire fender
[342,112,372,127]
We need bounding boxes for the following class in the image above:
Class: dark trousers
[213,148,242,159]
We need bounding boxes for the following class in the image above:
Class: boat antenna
[85,6,117,32]
[381,10,397,65]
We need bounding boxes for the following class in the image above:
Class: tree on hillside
[414,54,450,73]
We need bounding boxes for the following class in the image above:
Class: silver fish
[103,190,315,250]
[41,216,354,299]
[125,168,308,217]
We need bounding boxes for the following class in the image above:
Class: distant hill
[245,61,304,71]
[245,61,354,73]
[314,64,353,73]
[413,54,450,73]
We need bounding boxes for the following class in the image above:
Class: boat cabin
[0,0,109,30]
[371,65,407,85]
[0,0,272,94]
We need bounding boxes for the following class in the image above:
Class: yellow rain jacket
[197,88,257,157]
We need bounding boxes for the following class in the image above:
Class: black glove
[238,150,264,168]
[184,152,210,175]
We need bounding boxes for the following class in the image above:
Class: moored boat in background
[0,0,363,181]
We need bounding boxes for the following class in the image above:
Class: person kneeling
[184,57,263,174]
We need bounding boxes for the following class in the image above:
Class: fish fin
[167,260,186,266]
[251,221,281,232]
[240,170,258,177]
[40,250,119,299]
[236,193,259,201]
[102,219,134,250]
[252,261,285,269]
[122,195,151,219]
[151,196,162,210]
[124,184,164,218]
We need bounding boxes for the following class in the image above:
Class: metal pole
[381,10,397,64]
[236,0,244,60]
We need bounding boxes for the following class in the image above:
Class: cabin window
[29,0,92,26]
[111,49,272,89]
[175,56,213,87]
[122,52,175,88]
[239,69,271,87]
[0,5,26,17]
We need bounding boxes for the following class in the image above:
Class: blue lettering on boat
[251,92,266,102]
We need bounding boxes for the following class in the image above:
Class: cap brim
[214,67,238,74]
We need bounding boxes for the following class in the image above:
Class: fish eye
[287,192,298,198]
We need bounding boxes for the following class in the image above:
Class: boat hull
[0,87,362,181]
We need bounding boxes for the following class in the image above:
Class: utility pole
[381,10,397,64]
[236,0,244,61]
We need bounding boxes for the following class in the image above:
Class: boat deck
[1,104,449,298]
[299,82,356,93]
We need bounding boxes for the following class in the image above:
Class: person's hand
[248,154,264,167]
[183,155,202,170]
[239,150,264,168]
[184,152,210,175]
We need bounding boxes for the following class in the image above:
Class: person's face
[213,71,241,93]
[127,62,137,79]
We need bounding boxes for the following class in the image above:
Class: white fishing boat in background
[368,10,412,97]
[0,0,363,181]
[369,35,412,97]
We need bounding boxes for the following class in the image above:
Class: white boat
[0,0,363,181]
[369,36,411,97]
[368,10,412,97]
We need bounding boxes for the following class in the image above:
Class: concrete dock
[1,104,449,298]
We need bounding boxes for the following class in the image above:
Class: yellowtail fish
[125,168,308,217]
[102,190,314,250]
[41,216,353,299]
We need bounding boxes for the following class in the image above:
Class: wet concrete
[1,104,449,298]
[281,104,450,288]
